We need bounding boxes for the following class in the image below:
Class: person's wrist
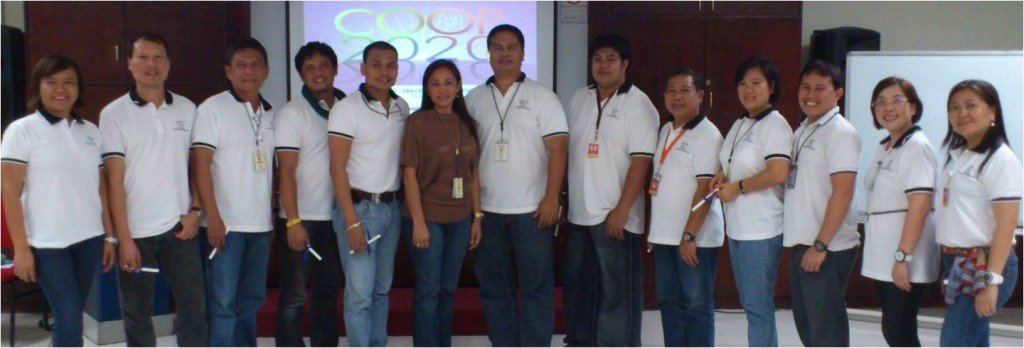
[285,218,302,229]
[738,180,747,194]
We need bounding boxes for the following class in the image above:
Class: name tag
[254,150,267,173]
[648,172,662,196]
[786,165,798,189]
[494,140,509,162]
[587,141,600,158]
[452,177,465,199]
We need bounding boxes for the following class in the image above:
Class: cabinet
[25,1,250,123]
[589,1,803,309]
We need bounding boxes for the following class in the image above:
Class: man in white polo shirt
[191,37,276,347]
[99,33,207,347]
[783,60,862,347]
[564,33,659,347]
[327,41,408,347]
[465,24,568,347]
[273,41,345,347]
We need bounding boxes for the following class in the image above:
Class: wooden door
[26,2,126,86]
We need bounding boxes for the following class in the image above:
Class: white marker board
[845,51,1023,227]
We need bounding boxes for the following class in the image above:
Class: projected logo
[305,2,538,109]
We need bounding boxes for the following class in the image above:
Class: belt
[351,189,398,204]
[940,245,989,256]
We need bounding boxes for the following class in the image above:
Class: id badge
[587,141,600,158]
[452,177,465,199]
[648,172,662,196]
[254,150,267,173]
[495,140,510,162]
[786,165,797,189]
[942,187,949,207]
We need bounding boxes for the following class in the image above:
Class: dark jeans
[33,235,103,347]
[274,220,342,347]
[652,245,718,347]
[117,226,208,347]
[473,211,554,347]
[789,245,858,347]
[563,222,643,347]
[876,281,926,347]
[402,215,472,347]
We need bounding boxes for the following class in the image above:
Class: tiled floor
[3,308,1022,347]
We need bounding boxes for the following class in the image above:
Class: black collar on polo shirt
[879,125,921,149]
[128,87,174,107]
[38,108,83,125]
[682,114,705,130]
[302,86,346,119]
[746,107,775,121]
[587,81,634,95]
[229,87,273,111]
[484,72,527,85]
[358,83,399,102]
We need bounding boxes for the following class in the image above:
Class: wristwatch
[813,240,828,252]
[104,236,119,245]
[681,232,695,243]
[189,206,204,219]
[894,249,913,262]
[474,211,485,219]
[982,271,1004,286]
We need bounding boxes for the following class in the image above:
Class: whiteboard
[845,51,1024,227]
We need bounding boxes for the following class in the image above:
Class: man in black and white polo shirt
[464,24,568,347]
[191,38,276,347]
[564,33,659,347]
[99,33,207,347]
[272,41,345,347]
[783,60,862,347]
[327,41,408,347]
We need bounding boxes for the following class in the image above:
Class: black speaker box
[810,26,881,72]
[2,25,27,132]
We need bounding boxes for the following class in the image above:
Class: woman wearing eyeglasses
[860,77,939,347]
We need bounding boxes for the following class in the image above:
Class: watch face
[895,250,906,261]
[814,241,827,251]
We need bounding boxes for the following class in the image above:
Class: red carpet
[256,287,566,337]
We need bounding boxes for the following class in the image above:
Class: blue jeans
[728,235,783,346]
[940,253,1019,347]
[473,211,554,347]
[402,215,472,347]
[653,245,718,347]
[333,200,401,347]
[563,222,643,347]
[33,235,103,347]
[200,229,271,347]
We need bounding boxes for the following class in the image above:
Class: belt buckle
[371,193,381,204]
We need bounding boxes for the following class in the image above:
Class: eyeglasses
[872,98,908,108]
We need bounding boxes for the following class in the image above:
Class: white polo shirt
[783,107,861,251]
[275,87,345,220]
[99,90,195,239]
[191,89,276,233]
[648,116,725,247]
[718,108,793,241]
[936,143,1023,247]
[465,73,569,214]
[566,83,659,234]
[861,127,939,283]
[0,110,104,248]
[327,83,408,193]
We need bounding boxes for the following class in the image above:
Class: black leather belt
[351,189,398,204]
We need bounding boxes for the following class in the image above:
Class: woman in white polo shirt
[711,57,793,347]
[860,77,939,347]
[936,80,1021,347]
[1,55,116,346]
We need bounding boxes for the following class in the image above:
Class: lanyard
[361,93,399,119]
[593,91,615,141]
[658,125,688,167]
[792,110,838,163]
[242,102,264,147]
[725,117,759,176]
[490,82,522,141]
[437,111,463,176]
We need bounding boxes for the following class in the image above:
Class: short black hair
[294,41,338,72]
[28,54,86,110]
[362,41,398,63]
[734,56,781,104]
[870,76,923,129]
[799,59,844,90]
[225,37,268,66]
[665,67,704,92]
[589,33,631,62]
[129,32,169,58]
[486,24,525,49]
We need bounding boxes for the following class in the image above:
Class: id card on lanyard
[649,126,687,196]
[491,82,522,162]
[243,102,267,173]
[788,111,836,189]
[589,91,615,159]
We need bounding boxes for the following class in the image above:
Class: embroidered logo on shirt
[743,130,755,142]
[85,136,98,147]
[514,100,531,110]
[679,142,690,153]
[607,109,621,120]
[173,120,190,132]
[802,139,817,151]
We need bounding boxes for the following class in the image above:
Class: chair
[2,204,50,347]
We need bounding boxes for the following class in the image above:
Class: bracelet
[346,221,362,231]
[285,218,302,228]
[474,211,485,219]
[738,180,747,194]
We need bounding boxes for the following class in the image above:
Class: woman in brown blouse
[399,59,482,346]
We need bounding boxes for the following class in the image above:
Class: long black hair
[420,59,478,145]
[942,79,1009,172]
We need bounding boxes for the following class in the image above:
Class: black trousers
[876,281,926,347]
[789,245,858,347]
[273,219,343,347]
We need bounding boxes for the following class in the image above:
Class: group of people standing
[1,21,1019,348]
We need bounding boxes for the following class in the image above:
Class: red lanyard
[658,126,687,166]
